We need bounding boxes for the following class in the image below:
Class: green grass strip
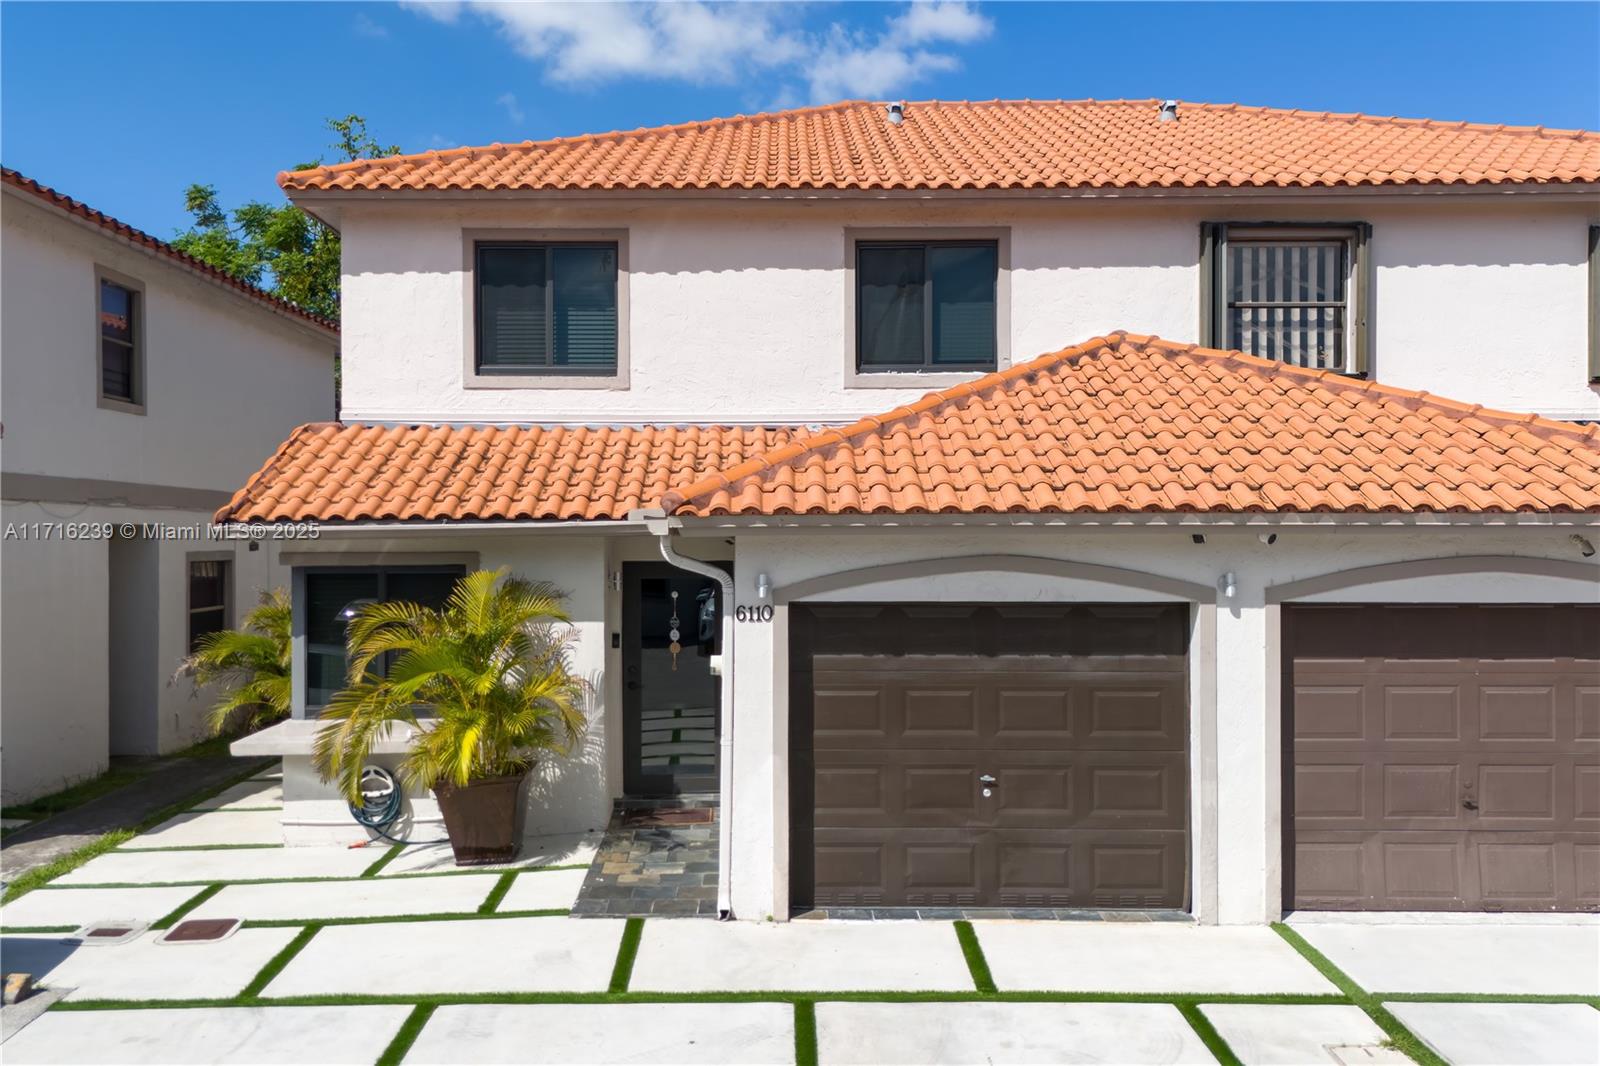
[793,999,818,1066]
[360,844,405,878]
[50,989,1356,1011]
[952,921,997,993]
[1,924,77,934]
[608,918,645,993]
[1272,924,1445,1066]
[239,924,321,999]
[1,760,271,905]
[49,862,591,892]
[151,884,225,930]
[241,908,568,929]
[1377,992,1600,1005]
[478,871,518,914]
[1175,1000,1242,1066]
[376,1002,436,1066]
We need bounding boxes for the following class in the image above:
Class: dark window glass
[99,280,137,401]
[856,241,996,370]
[1225,240,1348,369]
[476,244,617,374]
[187,560,229,652]
[303,569,463,710]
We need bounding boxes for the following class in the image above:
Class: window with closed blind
[1201,223,1371,375]
[855,240,999,372]
[96,268,146,412]
[475,242,619,376]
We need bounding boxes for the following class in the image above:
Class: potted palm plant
[312,568,588,865]
[173,588,293,735]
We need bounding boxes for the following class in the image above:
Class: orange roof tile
[660,335,1600,517]
[2,168,337,334]
[218,423,798,523]
[281,99,1600,195]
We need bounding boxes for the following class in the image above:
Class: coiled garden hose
[349,765,407,845]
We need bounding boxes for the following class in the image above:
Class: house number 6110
[735,604,775,623]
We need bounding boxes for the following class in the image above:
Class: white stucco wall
[336,197,1599,425]
[0,191,337,802]
[0,192,336,489]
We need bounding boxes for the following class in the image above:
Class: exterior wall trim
[772,553,1214,603]
[1,472,233,511]
[1264,554,1599,602]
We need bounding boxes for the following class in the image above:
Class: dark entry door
[1286,604,1600,912]
[790,604,1190,910]
[622,562,725,797]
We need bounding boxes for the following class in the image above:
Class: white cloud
[406,1,991,103]
[353,13,391,39]
[496,91,525,123]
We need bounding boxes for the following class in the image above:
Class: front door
[622,562,726,796]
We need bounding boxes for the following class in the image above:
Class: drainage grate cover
[69,921,147,946]
[156,918,241,945]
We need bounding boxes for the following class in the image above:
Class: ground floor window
[187,558,230,651]
[302,566,463,711]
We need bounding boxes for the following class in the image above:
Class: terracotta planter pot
[433,773,527,866]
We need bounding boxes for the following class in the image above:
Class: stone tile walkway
[569,798,719,917]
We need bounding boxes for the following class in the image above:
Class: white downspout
[655,531,736,921]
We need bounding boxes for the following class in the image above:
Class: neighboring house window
[856,240,998,371]
[187,559,230,652]
[99,278,140,403]
[302,566,464,711]
[475,243,619,375]
[1201,223,1372,374]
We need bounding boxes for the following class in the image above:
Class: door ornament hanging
[668,590,682,670]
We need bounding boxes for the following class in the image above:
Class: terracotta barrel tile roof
[281,100,1600,195]
[221,335,1600,526]
[218,423,798,523]
[2,168,337,334]
[660,335,1600,518]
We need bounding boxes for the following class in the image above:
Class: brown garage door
[790,604,1189,910]
[1286,604,1600,912]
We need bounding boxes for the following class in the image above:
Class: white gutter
[640,510,736,920]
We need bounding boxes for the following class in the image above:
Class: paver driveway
[3,764,1597,1065]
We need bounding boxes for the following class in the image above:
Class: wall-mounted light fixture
[1217,572,1237,600]
[755,572,772,602]
[608,570,622,592]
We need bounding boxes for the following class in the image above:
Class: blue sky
[3,2,1597,240]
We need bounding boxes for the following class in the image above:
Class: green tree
[173,115,399,322]
[171,589,294,735]
[312,569,590,804]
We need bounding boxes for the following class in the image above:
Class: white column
[1212,584,1274,923]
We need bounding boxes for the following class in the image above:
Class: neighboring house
[223,100,1599,924]
[0,169,338,803]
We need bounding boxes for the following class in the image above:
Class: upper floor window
[475,242,618,376]
[98,276,142,407]
[856,240,998,372]
[1202,223,1371,374]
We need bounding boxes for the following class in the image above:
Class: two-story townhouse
[222,100,1600,925]
[1,169,338,803]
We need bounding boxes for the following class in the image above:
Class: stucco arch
[772,553,1214,604]
[1265,554,1599,603]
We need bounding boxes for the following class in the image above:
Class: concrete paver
[977,923,1337,994]
[55,843,376,885]
[1200,1004,1392,1066]
[263,916,623,996]
[3,927,299,1000]
[190,779,283,811]
[1296,923,1600,994]
[492,867,588,912]
[1388,1002,1600,1065]
[815,1001,1215,1065]
[403,1003,795,1064]
[376,831,601,877]
[188,872,498,922]
[1,1005,411,1064]
[0,884,201,928]
[630,919,974,992]
[126,809,286,848]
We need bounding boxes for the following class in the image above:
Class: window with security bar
[1202,223,1371,375]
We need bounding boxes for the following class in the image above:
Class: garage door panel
[795,603,1190,911]
[1287,604,1599,913]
